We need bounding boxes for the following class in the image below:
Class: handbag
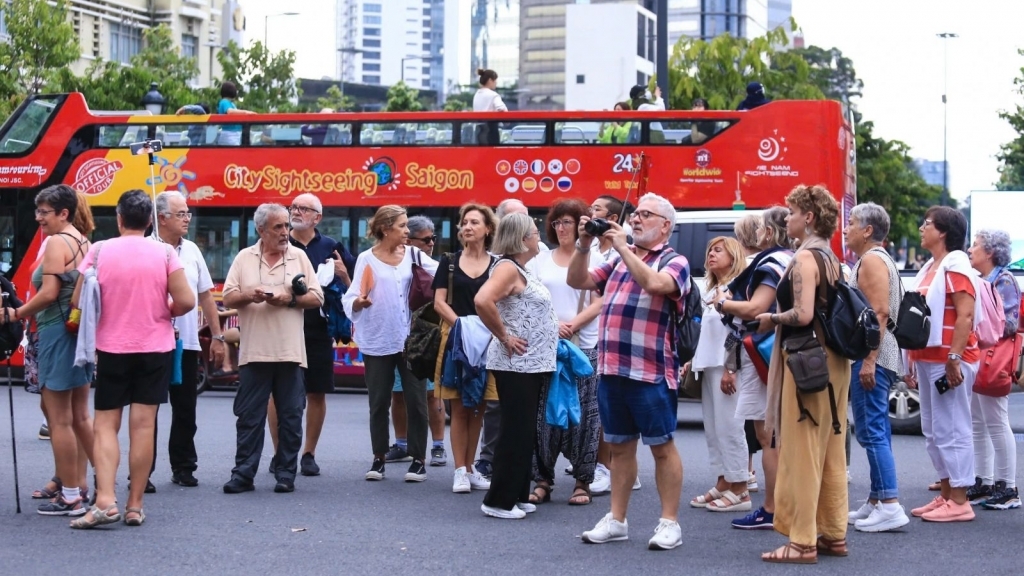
[408,247,436,312]
[742,332,774,384]
[679,367,701,400]
[975,333,1022,397]
[782,331,830,394]
[404,253,455,380]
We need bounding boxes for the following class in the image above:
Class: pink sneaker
[921,499,975,523]
[911,496,946,517]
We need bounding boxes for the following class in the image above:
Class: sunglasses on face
[411,235,437,244]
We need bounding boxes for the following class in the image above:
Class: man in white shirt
[151,192,226,488]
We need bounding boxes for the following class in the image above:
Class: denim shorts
[393,368,434,393]
[598,375,676,445]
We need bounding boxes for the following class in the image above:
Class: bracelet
[574,240,591,253]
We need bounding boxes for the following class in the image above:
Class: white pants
[734,347,767,421]
[699,365,749,483]
[971,393,1017,488]
[916,360,977,489]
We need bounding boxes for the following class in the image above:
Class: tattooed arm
[753,250,821,332]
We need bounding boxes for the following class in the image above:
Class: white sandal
[690,487,724,508]
[707,490,752,512]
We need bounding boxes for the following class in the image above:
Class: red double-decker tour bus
[0,93,855,378]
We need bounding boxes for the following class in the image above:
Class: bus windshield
[0,96,62,154]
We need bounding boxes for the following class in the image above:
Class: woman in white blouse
[343,205,438,483]
[473,68,506,145]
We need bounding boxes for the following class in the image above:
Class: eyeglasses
[632,209,667,222]
[165,211,192,220]
[289,205,320,215]
[411,235,437,244]
[524,230,540,240]
[551,219,576,229]
[921,219,933,228]
[35,208,55,217]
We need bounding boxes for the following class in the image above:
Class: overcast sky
[242,0,1024,200]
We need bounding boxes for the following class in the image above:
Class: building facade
[564,2,656,111]
[337,0,468,102]
[0,0,243,88]
[667,0,770,46]
[914,159,950,188]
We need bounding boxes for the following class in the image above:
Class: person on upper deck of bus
[474,68,507,145]
[737,82,771,111]
[216,81,255,146]
[687,98,717,145]
[266,193,354,479]
[343,205,438,484]
[597,102,633,144]
[629,85,665,143]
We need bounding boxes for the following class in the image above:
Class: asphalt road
[0,387,1021,576]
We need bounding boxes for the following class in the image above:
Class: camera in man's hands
[291,273,309,296]
[584,218,611,237]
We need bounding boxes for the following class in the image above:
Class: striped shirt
[590,244,691,389]
[908,269,980,364]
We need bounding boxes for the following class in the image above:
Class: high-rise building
[337,0,467,102]
[0,0,240,88]
[914,159,950,188]
[470,0,520,89]
[666,0,769,46]
[767,0,792,31]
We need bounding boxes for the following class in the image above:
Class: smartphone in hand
[934,376,950,394]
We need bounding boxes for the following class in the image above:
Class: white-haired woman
[474,213,558,519]
[343,205,438,483]
[966,228,1020,510]
[843,203,909,532]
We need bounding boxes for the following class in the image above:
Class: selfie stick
[2,293,21,513]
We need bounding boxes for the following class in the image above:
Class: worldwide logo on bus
[364,157,401,190]
[73,158,124,196]
[695,148,711,168]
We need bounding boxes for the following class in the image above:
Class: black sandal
[568,485,591,506]
[32,476,61,500]
[528,483,552,504]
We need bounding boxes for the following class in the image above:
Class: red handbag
[408,247,436,312]
[974,333,1022,397]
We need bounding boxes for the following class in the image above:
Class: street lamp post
[937,32,958,206]
[265,12,300,47]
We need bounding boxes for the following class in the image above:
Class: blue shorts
[393,368,434,393]
[598,375,676,445]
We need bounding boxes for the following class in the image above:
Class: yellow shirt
[222,240,324,367]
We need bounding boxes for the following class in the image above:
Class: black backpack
[657,249,702,365]
[0,273,24,361]
[809,249,880,361]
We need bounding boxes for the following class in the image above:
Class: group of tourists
[8,180,1020,563]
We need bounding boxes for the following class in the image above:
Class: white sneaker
[590,464,611,494]
[647,518,682,550]
[452,466,471,494]
[847,468,852,483]
[582,512,629,544]
[855,502,910,533]
[468,470,491,491]
[849,501,875,524]
[481,503,526,519]
[516,502,537,514]
[564,464,574,475]
[633,476,641,491]
[747,471,759,493]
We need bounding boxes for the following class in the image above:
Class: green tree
[667,23,824,110]
[793,45,863,108]
[384,81,424,112]
[211,40,300,113]
[0,0,79,116]
[442,83,474,111]
[315,85,355,112]
[996,49,1024,190]
[857,120,943,241]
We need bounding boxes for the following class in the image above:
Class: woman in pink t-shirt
[69,190,195,529]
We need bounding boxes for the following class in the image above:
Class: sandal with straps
[689,486,724,508]
[568,485,591,506]
[124,507,146,527]
[32,477,62,500]
[528,483,552,504]
[762,542,818,564]
[816,536,849,557]
[70,503,121,530]
[707,489,752,513]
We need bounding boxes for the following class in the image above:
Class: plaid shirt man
[590,243,690,389]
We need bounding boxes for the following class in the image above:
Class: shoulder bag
[405,252,455,381]
[408,247,436,313]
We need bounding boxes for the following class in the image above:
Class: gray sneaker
[384,443,412,463]
[37,495,86,517]
[430,446,447,467]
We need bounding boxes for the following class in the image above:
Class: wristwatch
[212,335,226,343]
[947,352,962,362]
[288,294,297,308]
